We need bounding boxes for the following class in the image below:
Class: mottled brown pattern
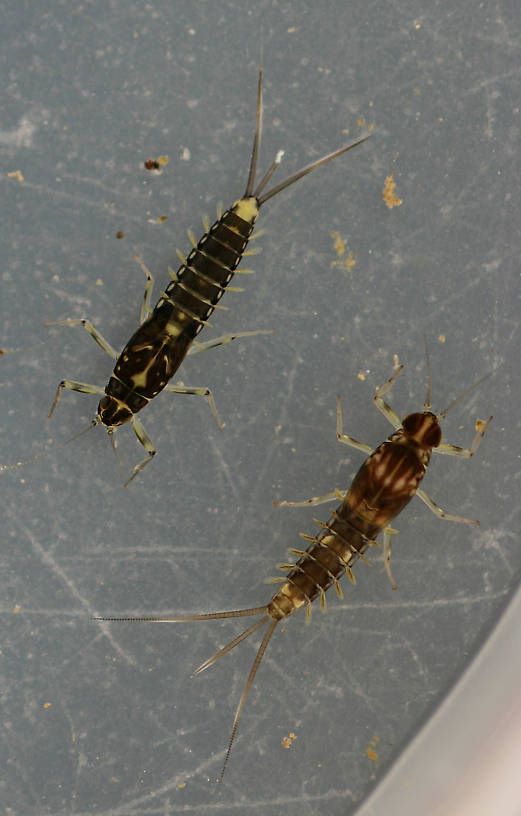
[269,423,433,616]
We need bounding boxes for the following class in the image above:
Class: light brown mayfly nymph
[96,354,492,780]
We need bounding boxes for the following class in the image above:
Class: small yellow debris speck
[13,604,21,614]
[43,702,52,709]
[95,278,104,286]
[281,731,297,749]
[157,155,169,167]
[332,231,345,256]
[156,215,168,224]
[357,372,366,381]
[438,334,446,343]
[366,734,380,762]
[8,170,24,182]
[357,117,366,128]
[383,169,403,209]
[177,781,186,789]
[331,231,356,272]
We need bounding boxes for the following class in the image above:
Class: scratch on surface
[334,589,507,613]
[275,354,301,436]
[2,176,146,223]
[207,434,240,502]
[343,666,376,709]
[7,510,137,667]
[59,170,129,197]
[89,745,236,815]
[480,527,517,574]
[464,67,521,96]
[439,159,496,220]
[74,777,356,814]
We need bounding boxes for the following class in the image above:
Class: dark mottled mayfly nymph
[46,68,370,484]
[97,356,491,778]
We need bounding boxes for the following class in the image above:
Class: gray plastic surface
[2,3,520,815]
[353,580,521,816]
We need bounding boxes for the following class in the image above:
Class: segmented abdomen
[159,205,256,339]
[268,499,381,620]
[108,203,258,408]
[268,440,426,621]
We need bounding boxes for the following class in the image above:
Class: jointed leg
[188,329,274,357]
[44,318,118,359]
[415,487,479,525]
[275,488,345,509]
[48,380,105,419]
[434,415,493,459]
[336,394,373,453]
[382,527,399,590]
[124,416,156,487]
[373,364,404,428]
[277,394,372,508]
[134,254,155,323]
[164,383,225,430]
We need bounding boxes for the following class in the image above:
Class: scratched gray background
[1,2,520,815]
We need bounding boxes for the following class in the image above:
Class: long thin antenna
[93,606,268,624]
[0,417,99,473]
[93,605,276,781]
[243,68,371,204]
[66,418,100,444]
[244,68,263,197]
[195,616,270,674]
[252,150,284,199]
[257,133,371,206]
[219,618,278,783]
[424,337,432,411]
[438,372,492,419]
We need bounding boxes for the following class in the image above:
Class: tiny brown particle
[144,156,168,173]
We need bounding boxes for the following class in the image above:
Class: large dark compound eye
[402,412,442,448]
